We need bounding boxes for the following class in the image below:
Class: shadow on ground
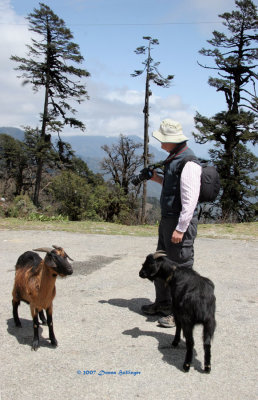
[123,327,204,373]
[72,255,121,276]
[7,318,57,350]
[99,297,159,322]
[99,297,205,373]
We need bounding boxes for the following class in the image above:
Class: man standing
[141,119,202,327]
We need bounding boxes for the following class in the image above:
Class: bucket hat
[152,119,188,143]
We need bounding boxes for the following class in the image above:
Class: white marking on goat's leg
[39,310,47,325]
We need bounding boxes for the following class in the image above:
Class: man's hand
[150,170,163,185]
[171,230,184,244]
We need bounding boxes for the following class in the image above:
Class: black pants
[154,215,198,304]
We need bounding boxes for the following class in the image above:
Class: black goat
[139,251,216,373]
[12,245,73,350]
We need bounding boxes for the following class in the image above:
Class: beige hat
[152,119,188,143]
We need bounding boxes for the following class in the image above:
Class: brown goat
[12,245,73,350]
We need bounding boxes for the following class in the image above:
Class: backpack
[177,155,220,203]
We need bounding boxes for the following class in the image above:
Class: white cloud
[106,88,144,105]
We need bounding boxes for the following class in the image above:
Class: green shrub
[7,195,36,217]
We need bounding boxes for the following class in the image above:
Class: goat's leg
[204,343,211,374]
[31,306,40,351]
[172,317,181,347]
[203,319,216,373]
[12,299,22,327]
[46,304,58,347]
[182,324,194,372]
[39,310,47,325]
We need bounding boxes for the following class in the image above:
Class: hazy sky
[0,0,243,156]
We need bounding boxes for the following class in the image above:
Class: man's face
[161,142,177,152]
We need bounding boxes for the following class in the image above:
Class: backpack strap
[176,155,202,219]
[176,155,199,175]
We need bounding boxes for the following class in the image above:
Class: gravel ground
[0,229,257,400]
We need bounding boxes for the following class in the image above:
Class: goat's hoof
[204,365,211,374]
[15,322,22,328]
[172,340,179,347]
[183,363,190,372]
[51,338,58,347]
[32,340,39,351]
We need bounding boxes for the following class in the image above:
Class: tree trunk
[33,19,51,207]
[141,72,150,224]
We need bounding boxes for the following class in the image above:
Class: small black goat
[12,245,73,350]
[139,251,216,373]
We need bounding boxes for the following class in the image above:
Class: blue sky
[0,0,251,158]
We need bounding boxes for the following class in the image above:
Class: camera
[131,167,154,186]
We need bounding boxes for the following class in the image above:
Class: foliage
[49,170,140,224]
[194,0,258,222]
[210,143,258,221]
[101,134,144,195]
[131,36,174,86]
[0,129,76,199]
[6,195,37,218]
[49,171,92,221]
[27,213,69,222]
[10,3,90,205]
[0,134,27,196]
[69,156,104,185]
[145,197,161,225]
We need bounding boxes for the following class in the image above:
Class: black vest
[160,145,197,217]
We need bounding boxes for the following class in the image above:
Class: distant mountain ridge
[0,126,165,197]
[0,127,25,141]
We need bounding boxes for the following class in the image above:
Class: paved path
[0,230,257,400]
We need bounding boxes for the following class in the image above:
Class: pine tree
[194,0,257,221]
[11,3,90,206]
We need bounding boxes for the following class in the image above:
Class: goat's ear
[52,245,73,261]
[65,252,73,261]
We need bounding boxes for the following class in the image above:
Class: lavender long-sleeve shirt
[176,161,202,233]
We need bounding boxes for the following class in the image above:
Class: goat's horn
[153,250,167,259]
[33,247,53,253]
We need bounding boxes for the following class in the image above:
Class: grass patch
[0,217,257,240]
